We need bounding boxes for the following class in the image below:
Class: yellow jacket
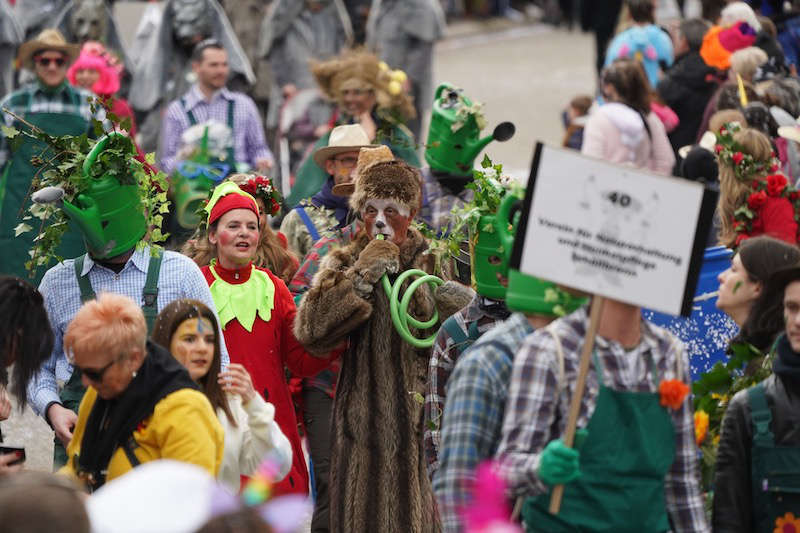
[61,386,224,485]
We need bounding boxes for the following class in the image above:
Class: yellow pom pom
[378,61,389,71]
[388,80,402,95]
[391,70,407,83]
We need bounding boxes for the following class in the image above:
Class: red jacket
[737,196,798,246]
[202,263,333,495]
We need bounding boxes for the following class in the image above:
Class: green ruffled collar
[209,263,275,332]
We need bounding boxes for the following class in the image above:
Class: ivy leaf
[1,125,19,139]
[120,117,132,133]
[13,222,32,236]
[411,392,425,405]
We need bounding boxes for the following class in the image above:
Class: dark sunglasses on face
[78,354,124,383]
[35,56,66,68]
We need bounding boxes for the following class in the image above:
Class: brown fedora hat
[17,29,79,70]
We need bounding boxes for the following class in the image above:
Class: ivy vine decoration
[692,341,771,491]
[416,155,523,275]
[715,121,778,182]
[2,98,170,275]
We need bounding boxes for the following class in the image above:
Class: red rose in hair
[732,152,744,165]
[767,174,788,197]
[715,144,723,154]
[790,191,800,202]
[770,163,779,173]
[748,190,768,209]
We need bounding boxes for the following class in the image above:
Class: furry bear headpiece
[349,160,422,214]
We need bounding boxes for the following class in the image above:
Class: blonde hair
[709,109,747,134]
[729,47,768,82]
[64,293,146,361]
[717,128,774,248]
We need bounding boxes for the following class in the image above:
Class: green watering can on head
[425,83,515,176]
[471,192,523,300]
[60,133,147,260]
[172,126,231,229]
[492,193,587,316]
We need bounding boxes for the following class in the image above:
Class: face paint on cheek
[733,281,743,294]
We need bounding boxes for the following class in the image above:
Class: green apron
[0,89,89,284]
[52,251,164,469]
[523,351,676,533]
[748,382,800,532]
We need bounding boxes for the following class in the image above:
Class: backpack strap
[141,250,163,334]
[442,315,470,355]
[121,436,141,469]
[181,97,197,126]
[74,254,97,303]
[295,206,321,242]
[747,383,775,447]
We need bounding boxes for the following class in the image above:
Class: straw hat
[312,124,376,168]
[17,29,79,70]
[332,145,394,197]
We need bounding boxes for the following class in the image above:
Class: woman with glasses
[60,292,224,492]
[151,298,292,493]
[584,58,675,175]
[196,182,334,496]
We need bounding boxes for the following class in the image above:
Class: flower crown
[239,175,282,216]
[732,172,800,246]
[714,121,778,181]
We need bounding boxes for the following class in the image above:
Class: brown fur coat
[295,227,441,533]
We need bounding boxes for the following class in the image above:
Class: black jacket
[712,371,800,531]
[657,51,720,156]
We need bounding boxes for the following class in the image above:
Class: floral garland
[732,172,800,244]
[239,175,282,216]
[714,121,778,181]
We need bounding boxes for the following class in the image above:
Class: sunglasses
[35,56,66,68]
[76,353,125,383]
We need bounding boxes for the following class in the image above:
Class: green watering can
[172,126,231,229]
[493,193,587,316]
[425,83,515,176]
[471,192,522,300]
[60,133,146,259]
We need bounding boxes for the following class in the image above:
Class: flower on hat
[239,175,282,216]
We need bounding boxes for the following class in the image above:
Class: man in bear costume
[295,157,440,532]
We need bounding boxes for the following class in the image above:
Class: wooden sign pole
[548,295,605,515]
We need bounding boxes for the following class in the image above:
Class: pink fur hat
[67,48,120,96]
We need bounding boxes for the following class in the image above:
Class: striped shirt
[0,81,105,166]
[495,306,709,532]
[432,312,533,533]
[27,246,230,417]
[159,85,273,174]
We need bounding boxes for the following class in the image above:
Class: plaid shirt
[0,81,105,167]
[432,312,533,533]
[288,221,360,397]
[424,295,510,476]
[27,247,230,417]
[160,85,273,173]
[496,306,710,533]
[419,167,474,235]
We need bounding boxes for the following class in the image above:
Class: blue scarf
[312,178,350,228]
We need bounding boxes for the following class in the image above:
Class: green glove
[538,429,588,486]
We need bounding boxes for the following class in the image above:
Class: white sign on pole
[511,143,717,317]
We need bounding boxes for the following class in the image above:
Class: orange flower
[659,379,690,410]
[694,410,709,445]
[774,512,800,533]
